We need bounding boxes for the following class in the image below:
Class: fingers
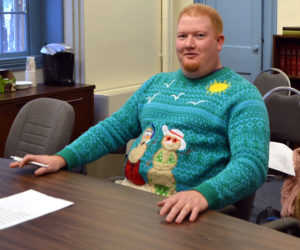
[161,201,193,223]
[173,203,192,224]
[158,198,176,216]
[23,154,43,165]
[158,190,208,224]
[189,206,201,222]
[11,154,38,168]
[9,154,65,176]
[34,167,51,176]
[9,155,34,168]
[9,161,21,168]
[166,202,199,224]
[158,195,190,223]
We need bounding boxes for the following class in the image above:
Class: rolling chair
[4,98,75,158]
[253,68,291,97]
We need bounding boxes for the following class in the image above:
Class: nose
[185,35,195,49]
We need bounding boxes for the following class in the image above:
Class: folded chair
[253,68,291,97]
[263,87,300,144]
[4,98,75,158]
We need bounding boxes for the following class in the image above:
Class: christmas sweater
[56,67,270,209]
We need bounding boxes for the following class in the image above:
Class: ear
[216,34,225,51]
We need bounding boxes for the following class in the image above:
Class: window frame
[0,0,64,70]
[0,0,28,58]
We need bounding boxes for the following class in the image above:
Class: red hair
[178,4,223,37]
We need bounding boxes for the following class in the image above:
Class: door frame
[195,0,277,71]
[262,0,277,70]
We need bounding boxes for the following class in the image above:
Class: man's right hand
[9,154,66,176]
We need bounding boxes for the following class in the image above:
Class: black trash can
[41,43,75,86]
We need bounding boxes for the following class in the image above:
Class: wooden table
[0,158,299,250]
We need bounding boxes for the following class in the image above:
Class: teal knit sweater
[57,67,270,209]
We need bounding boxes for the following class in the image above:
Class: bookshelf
[273,35,300,87]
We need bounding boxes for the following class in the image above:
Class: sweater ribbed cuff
[55,147,79,170]
[193,182,220,209]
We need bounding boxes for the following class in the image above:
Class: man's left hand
[158,190,208,224]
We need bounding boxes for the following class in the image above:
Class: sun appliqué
[206,80,231,95]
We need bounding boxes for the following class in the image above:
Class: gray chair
[219,87,300,223]
[253,68,291,97]
[4,98,75,158]
[261,87,300,235]
[263,87,300,144]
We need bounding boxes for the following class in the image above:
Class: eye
[166,136,172,141]
[177,34,186,40]
[195,33,205,38]
[172,138,178,143]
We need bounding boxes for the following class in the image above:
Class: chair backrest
[4,98,75,158]
[263,87,300,145]
[229,87,300,221]
[253,68,291,97]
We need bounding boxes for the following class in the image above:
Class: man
[10,4,269,224]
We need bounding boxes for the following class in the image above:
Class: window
[0,0,27,56]
[0,0,63,70]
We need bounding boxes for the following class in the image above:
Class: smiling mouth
[184,53,198,58]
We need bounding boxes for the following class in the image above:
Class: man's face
[176,14,224,78]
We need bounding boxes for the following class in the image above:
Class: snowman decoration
[147,125,186,196]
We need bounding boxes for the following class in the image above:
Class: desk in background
[0,83,95,157]
[0,158,299,250]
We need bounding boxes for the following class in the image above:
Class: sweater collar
[175,67,230,83]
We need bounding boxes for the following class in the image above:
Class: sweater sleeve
[193,85,270,209]
[56,82,149,169]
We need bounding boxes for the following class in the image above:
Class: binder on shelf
[283,27,300,31]
[274,35,300,78]
[282,30,300,36]
[282,27,300,36]
[297,45,300,76]
[291,45,297,76]
[285,46,292,75]
[279,44,286,72]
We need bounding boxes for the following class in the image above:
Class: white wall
[13,69,43,83]
[277,0,300,34]
[84,0,161,92]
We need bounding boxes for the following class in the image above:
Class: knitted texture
[57,67,270,209]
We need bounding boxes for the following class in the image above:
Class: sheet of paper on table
[269,141,295,176]
[0,189,74,230]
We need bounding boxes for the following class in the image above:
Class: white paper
[269,141,295,176]
[0,189,74,230]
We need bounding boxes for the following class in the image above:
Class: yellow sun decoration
[206,80,231,95]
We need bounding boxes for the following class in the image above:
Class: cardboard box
[0,69,16,93]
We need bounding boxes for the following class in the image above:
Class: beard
[182,60,200,72]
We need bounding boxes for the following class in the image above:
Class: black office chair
[4,98,75,158]
[253,68,291,97]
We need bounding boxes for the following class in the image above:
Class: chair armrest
[263,217,300,231]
